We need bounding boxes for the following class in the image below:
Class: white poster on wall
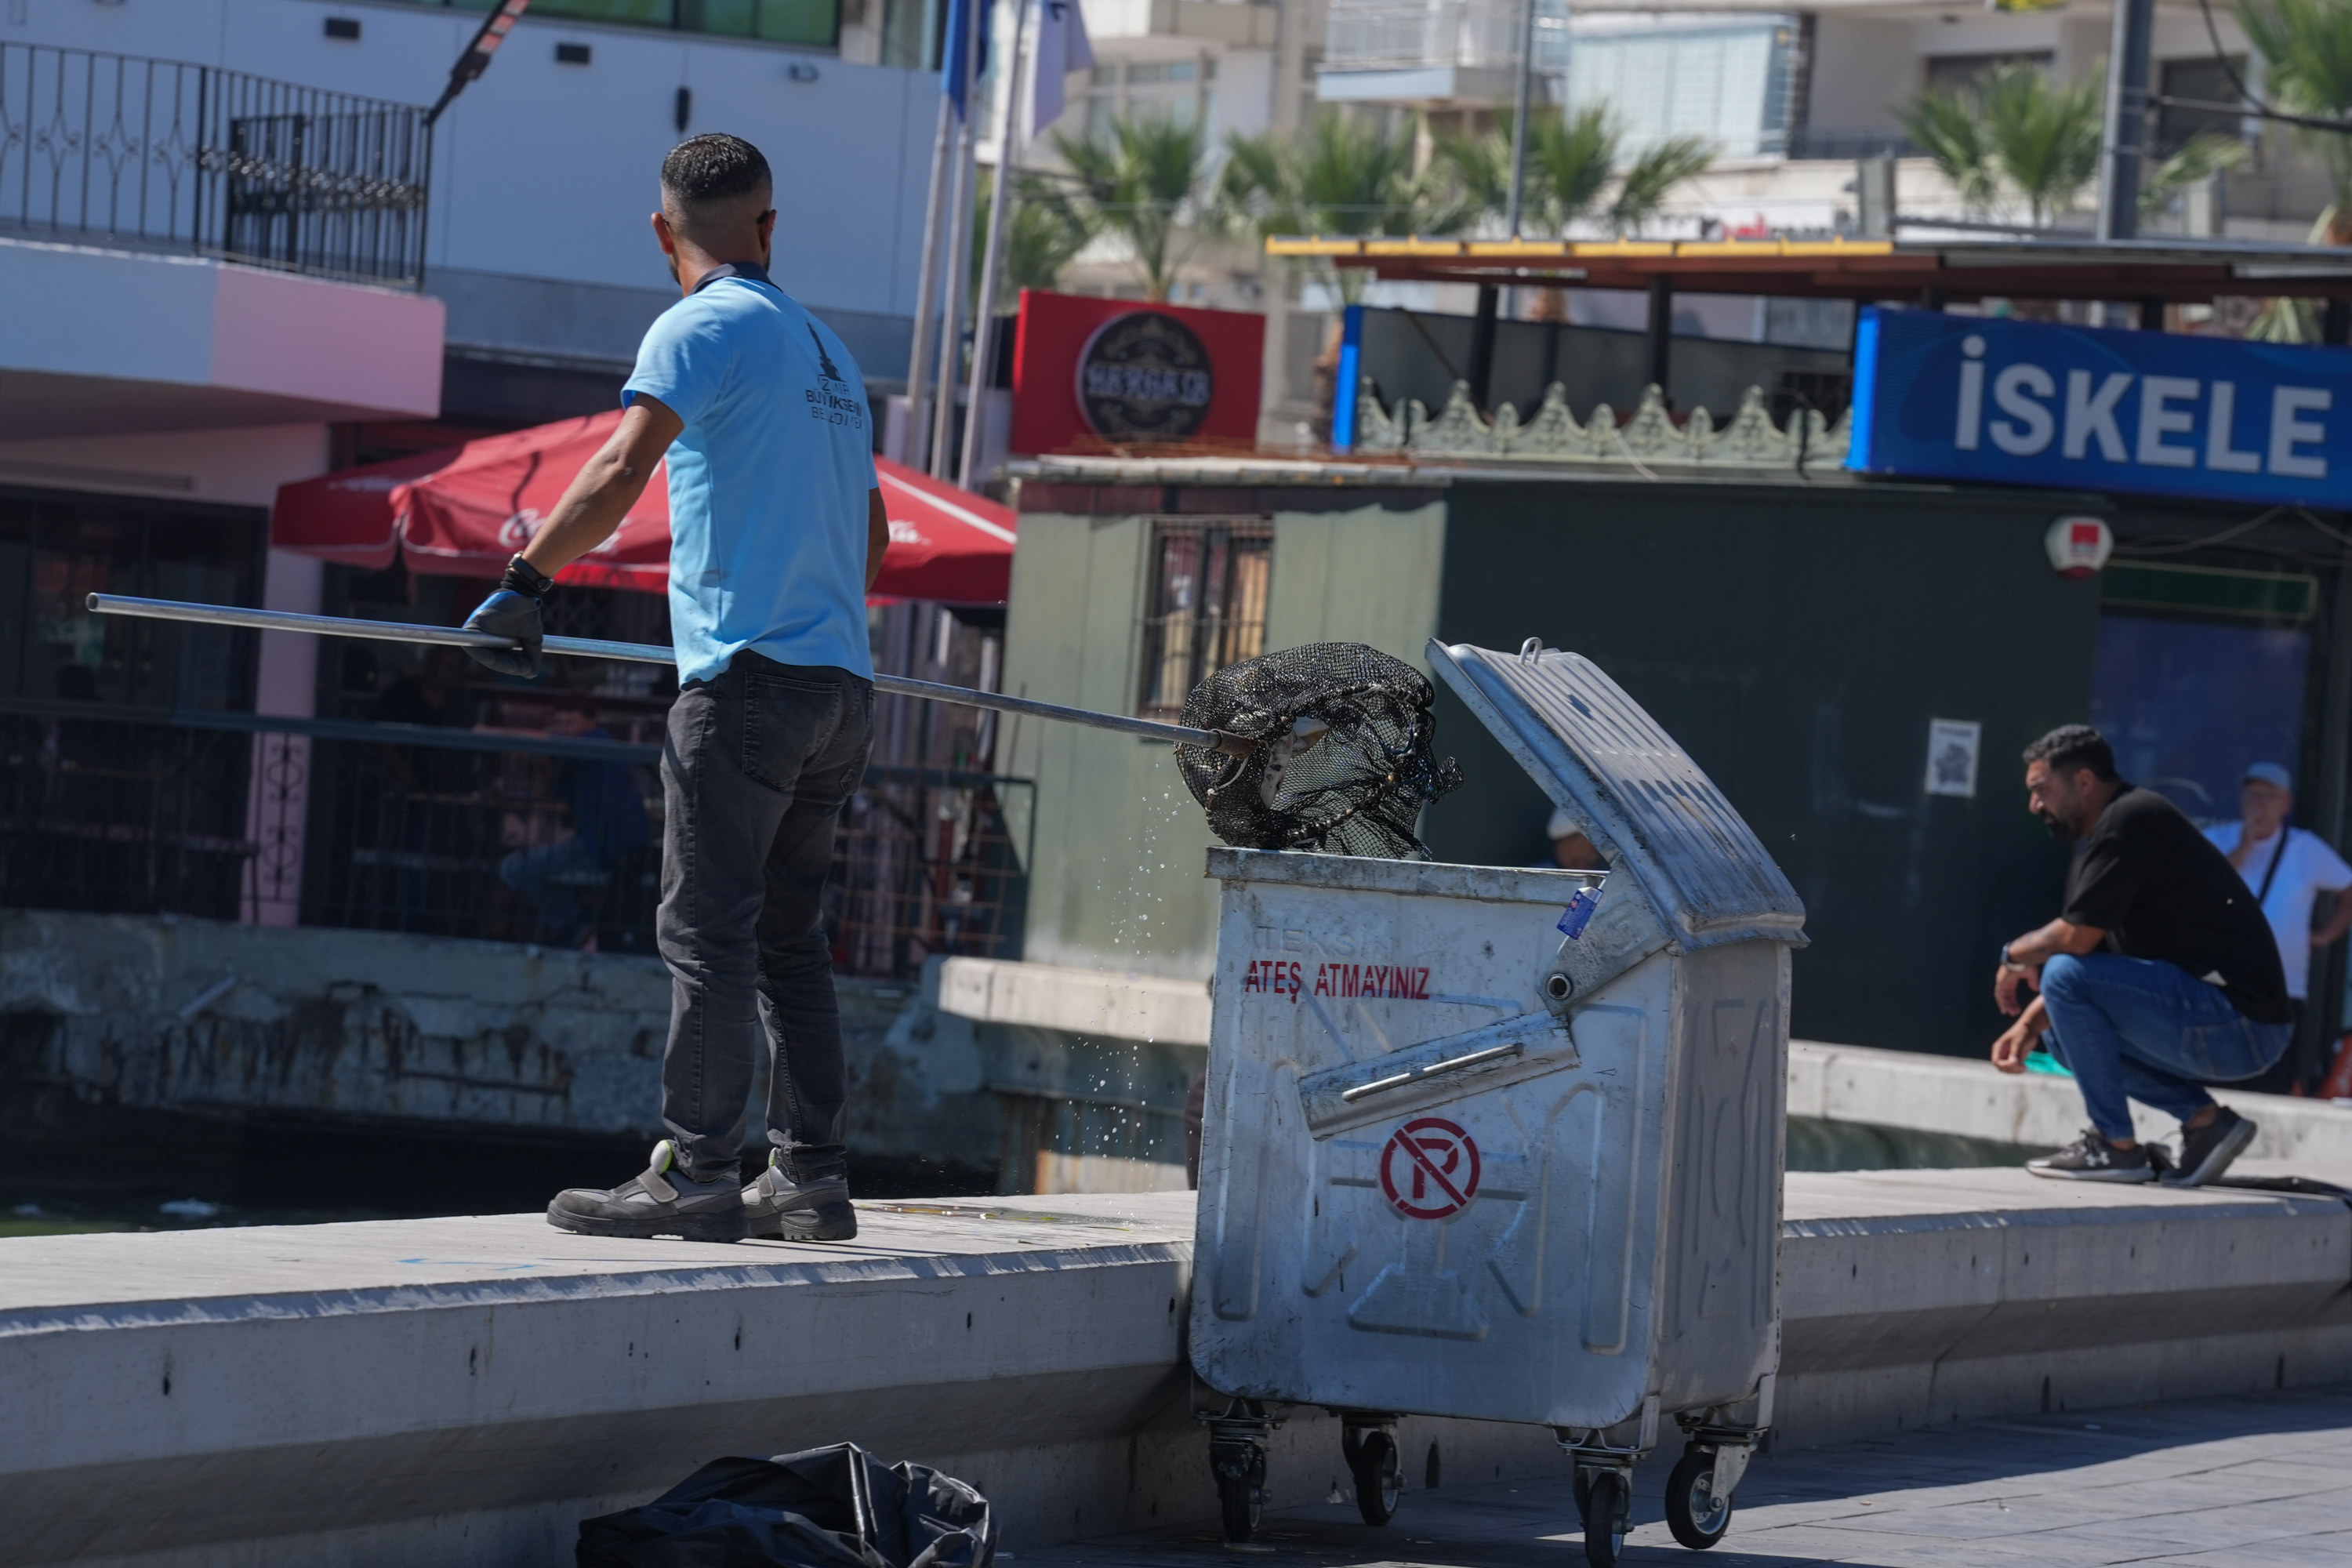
[1926,719,1983,799]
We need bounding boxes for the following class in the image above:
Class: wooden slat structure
[1263,234,2352,303]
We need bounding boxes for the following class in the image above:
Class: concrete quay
[5,1167,2350,1568]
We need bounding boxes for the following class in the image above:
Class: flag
[941,0,993,120]
[1022,0,1094,143]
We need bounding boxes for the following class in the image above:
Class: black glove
[461,556,553,678]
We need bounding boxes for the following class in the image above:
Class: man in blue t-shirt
[460,134,887,1243]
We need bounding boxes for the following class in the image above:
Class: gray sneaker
[2026,1127,2154,1182]
[2165,1106,2257,1188]
[546,1140,746,1241]
[742,1151,857,1242]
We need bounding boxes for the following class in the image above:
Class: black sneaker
[742,1150,857,1241]
[2026,1127,2154,1182]
[2165,1106,2257,1188]
[547,1140,746,1241]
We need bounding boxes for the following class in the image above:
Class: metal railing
[1321,0,1570,76]
[0,43,430,286]
[0,702,1029,980]
[1784,128,1918,162]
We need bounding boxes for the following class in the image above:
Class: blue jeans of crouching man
[657,652,872,1184]
[2038,952,2292,1142]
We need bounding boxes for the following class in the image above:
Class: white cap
[1547,805,1581,840]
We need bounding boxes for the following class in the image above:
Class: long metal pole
[900,93,956,470]
[86,593,1251,753]
[1494,0,1540,339]
[1504,0,1537,238]
[930,5,984,481]
[960,0,1030,489]
[2096,0,2154,242]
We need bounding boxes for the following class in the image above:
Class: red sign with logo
[1007,289,1264,456]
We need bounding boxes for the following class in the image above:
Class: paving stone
[1022,1383,2352,1567]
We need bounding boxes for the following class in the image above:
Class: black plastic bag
[579,1443,994,1568]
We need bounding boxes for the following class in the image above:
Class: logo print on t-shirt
[808,324,842,383]
[804,323,862,431]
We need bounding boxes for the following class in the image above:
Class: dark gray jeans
[657,652,872,1182]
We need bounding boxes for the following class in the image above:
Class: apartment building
[0,0,943,944]
[1315,0,2316,243]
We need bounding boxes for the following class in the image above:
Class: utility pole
[1470,0,1541,411]
[1504,0,1537,238]
[2096,0,2154,243]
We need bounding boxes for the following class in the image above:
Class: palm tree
[1980,64,2104,227]
[1610,138,1719,233]
[970,169,1098,303]
[2237,0,2352,241]
[1432,106,1715,235]
[1523,107,1620,229]
[1896,64,2102,227]
[1040,115,1211,302]
[1893,88,2002,216]
[1222,111,1457,304]
[1898,63,2251,230]
[2138,132,2254,216]
[1430,113,1517,220]
[1222,110,1463,435]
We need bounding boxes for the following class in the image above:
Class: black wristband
[501,554,554,598]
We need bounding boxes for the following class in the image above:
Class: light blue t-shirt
[622,265,876,684]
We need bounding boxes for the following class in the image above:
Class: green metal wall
[1425,477,2106,1059]
[1000,498,1446,978]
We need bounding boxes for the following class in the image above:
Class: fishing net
[1176,643,1463,860]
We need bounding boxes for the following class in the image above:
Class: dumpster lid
[1429,639,1806,950]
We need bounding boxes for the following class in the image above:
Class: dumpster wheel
[1581,1469,1628,1566]
[1665,1447,1734,1548]
[1346,1428,1401,1525]
[1215,1460,1264,1543]
[1203,1401,1278,1545]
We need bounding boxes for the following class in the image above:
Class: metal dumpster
[1189,638,1808,1564]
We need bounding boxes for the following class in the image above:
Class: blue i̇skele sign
[1846,307,2352,507]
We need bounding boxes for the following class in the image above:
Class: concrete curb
[5,1168,2349,1567]
[1790,1037,2352,1160]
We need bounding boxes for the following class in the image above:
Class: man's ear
[757,208,777,262]
[652,210,680,256]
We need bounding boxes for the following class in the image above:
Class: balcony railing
[1322,0,1570,76]
[1785,127,1918,162]
[0,43,430,287]
[0,701,1029,981]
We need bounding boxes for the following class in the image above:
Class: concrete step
[3,1167,2347,1567]
[1791,1038,2352,1163]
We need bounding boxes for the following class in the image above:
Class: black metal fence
[0,702,1030,979]
[0,43,430,286]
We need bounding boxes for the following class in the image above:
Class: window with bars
[1136,521,1272,721]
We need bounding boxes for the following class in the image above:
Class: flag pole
[958,0,1031,489]
[928,0,984,480]
[898,93,956,470]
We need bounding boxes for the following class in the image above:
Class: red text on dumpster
[1379,1116,1482,1219]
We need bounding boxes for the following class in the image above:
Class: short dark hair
[2022,724,2118,782]
[661,133,771,209]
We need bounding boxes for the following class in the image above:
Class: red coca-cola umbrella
[271,408,1017,603]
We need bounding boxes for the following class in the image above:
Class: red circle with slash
[1379,1116,1482,1219]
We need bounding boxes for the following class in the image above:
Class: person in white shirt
[2203,761,2352,1093]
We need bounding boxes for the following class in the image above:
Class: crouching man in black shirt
[1991,725,2292,1186]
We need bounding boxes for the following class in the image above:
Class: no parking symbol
[1378,1116,1481,1219]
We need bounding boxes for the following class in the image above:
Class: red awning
[271,409,1017,604]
